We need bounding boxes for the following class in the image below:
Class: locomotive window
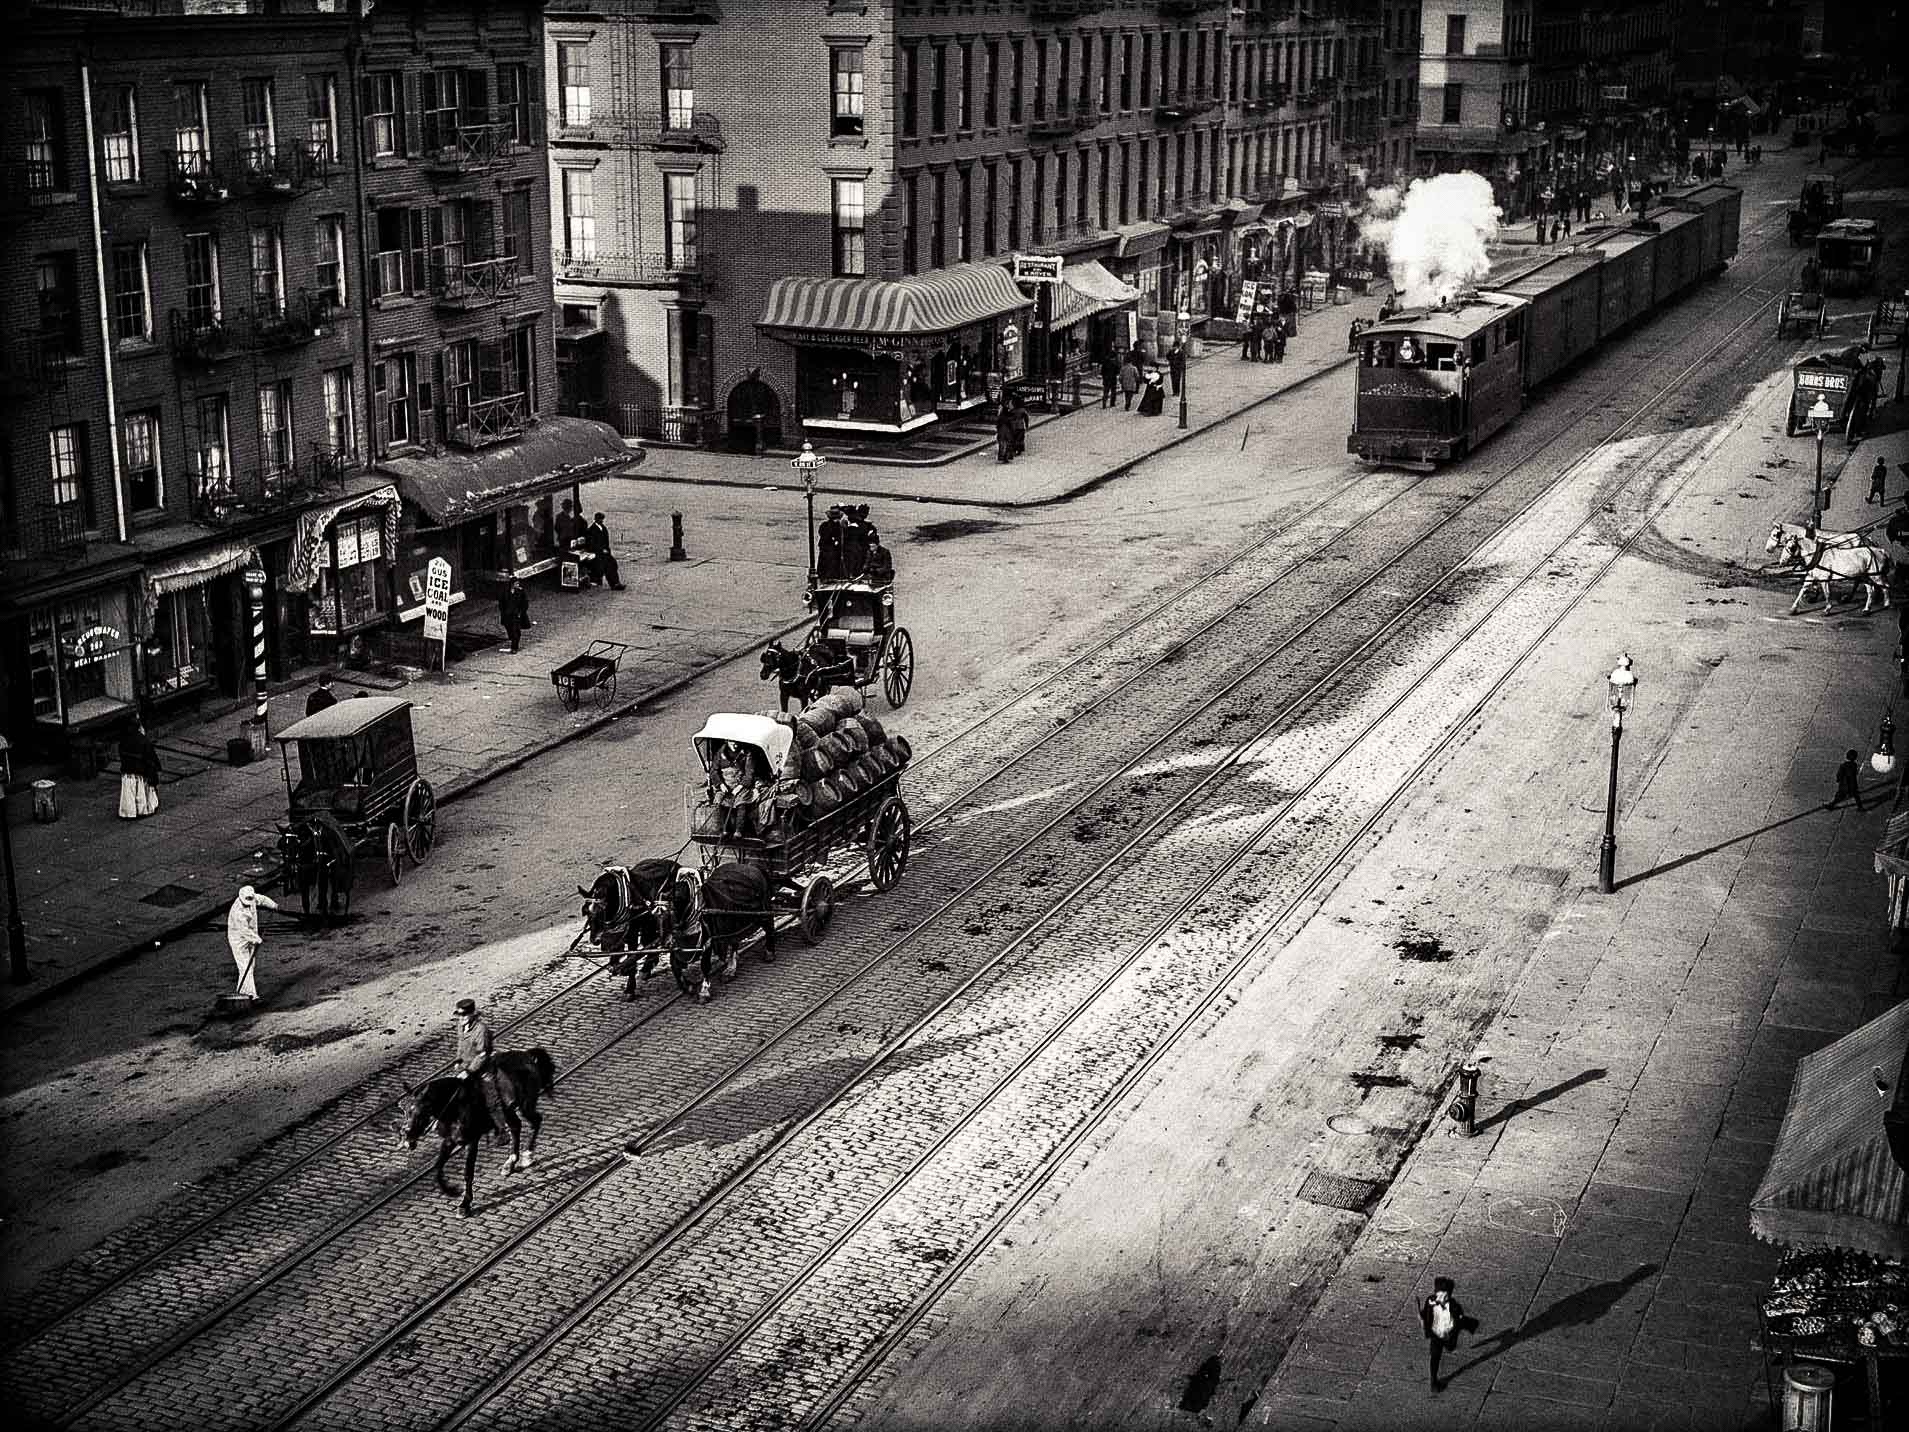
[1365,339,1397,367]
[1427,341,1457,370]
[1503,312,1523,344]
[1470,335,1487,364]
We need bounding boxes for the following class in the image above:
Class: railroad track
[6,170,1832,1431]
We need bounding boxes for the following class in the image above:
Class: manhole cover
[1507,864,1568,887]
[1297,1170,1384,1213]
[1327,1114,1373,1136]
[140,883,204,908]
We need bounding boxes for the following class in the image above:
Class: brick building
[547,0,1376,452]
[1530,1,1675,173]
[1410,0,1544,215]
[0,0,630,755]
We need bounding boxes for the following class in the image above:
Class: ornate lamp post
[1598,654,1638,895]
[1176,308,1192,430]
[1807,395,1836,527]
[790,440,826,586]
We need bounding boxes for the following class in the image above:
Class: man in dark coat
[1007,394,1031,454]
[554,499,581,554]
[305,672,338,717]
[1167,341,1186,396]
[582,513,624,590]
[817,505,845,578]
[1099,351,1121,408]
[1270,320,1287,363]
[1419,1276,1467,1390]
[1118,356,1142,410]
[499,578,530,653]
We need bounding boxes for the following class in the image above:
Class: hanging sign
[1012,253,1063,284]
[422,556,452,658]
[1000,321,1021,348]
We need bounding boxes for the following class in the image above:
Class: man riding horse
[453,997,515,1142]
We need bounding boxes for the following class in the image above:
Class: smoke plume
[1358,172,1501,308]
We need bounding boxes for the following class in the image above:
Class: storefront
[288,487,404,641]
[758,264,1033,437]
[1111,221,1171,359]
[378,414,637,607]
[139,539,258,704]
[1047,260,1142,371]
[17,580,143,739]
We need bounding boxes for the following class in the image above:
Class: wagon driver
[453,997,514,1143]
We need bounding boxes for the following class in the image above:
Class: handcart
[551,639,633,712]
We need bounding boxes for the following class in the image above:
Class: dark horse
[579,857,680,999]
[669,863,778,1003]
[402,1047,556,1216]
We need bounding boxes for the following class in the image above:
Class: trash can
[227,737,254,768]
[31,779,58,823]
[1782,1364,1833,1432]
[246,718,269,759]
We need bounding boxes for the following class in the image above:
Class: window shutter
[373,362,390,453]
[419,71,438,150]
[409,207,428,294]
[402,72,420,156]
[360,74,376,160]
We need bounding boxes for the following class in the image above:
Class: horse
[1767,520,1879,565]
[666,863,778,1003]
[401,1047,556,1217]
[1785,534,1893,614]
[578,857,680,1000]
[760,642,815,712]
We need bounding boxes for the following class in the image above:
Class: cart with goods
[1787,173,1844,246]
[1786,349,1885,445]
[1816,218,1883,296]
[274,696,437,918]
[550,639,632,712]
[1777,258,1828,339]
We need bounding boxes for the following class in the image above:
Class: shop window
[100,85,139,184]
[25,89,67,192]
[313,511,389,633]
[832,178,866,277]
[29,590,135,726]
[146,586,215,697]
[307,74,338,164]
[831,47,864,137]
[123,409,162,513]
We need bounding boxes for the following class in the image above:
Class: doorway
[726,377,782,454]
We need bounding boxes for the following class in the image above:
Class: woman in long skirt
[118,716,160,819]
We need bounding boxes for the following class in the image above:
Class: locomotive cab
[1347,294,1529,467]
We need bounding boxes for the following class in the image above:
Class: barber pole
[242,559,270,742]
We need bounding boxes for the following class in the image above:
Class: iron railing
[423,119,506,174]
[1155,96,1220,124]
[630,111,725,150]
[430,253,520,310]
[591,402,703,447]
[161,147,229,206]
[446,391,528,450]
[190,446,345,526]
[167,308,234,365]
[246,291,329,350]
[234,140,333,197]
[1031,103,1100,141]
[3,506,91,558]
[0,333,69,402]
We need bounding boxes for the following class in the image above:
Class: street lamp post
[1807,395,1836,527]
[1176,308,1191,430]
[1598,654,1638,895]
[790,440,826,586]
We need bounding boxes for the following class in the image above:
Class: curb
[620,351,1359,511]
[0,613,812,1023]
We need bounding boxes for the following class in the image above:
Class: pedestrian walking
[1270,321,1287,363]
[1137,369,1166,416]
[305,671,337,717]
[1869,457,1889,505]
[498,577,531,653]
[1167,341,1186,397]
[225,884,280,1001]
[1419,1277,1468,1391]
[117,715,161,819]
[1241,321,1259,362]
[582,512,625,590]
[1007,393,1031,455]
[1099,351,1121,408]
[1118,356,1142,410]
[994,401,1017,462]
[1831,750,1866,810]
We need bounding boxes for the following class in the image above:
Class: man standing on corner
[583,512,625,590]
[1099,350,1121,408]
[1167,339,1186,397]
[498,577,530,653]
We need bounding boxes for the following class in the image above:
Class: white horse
[1765,520,1881,566]
[1784,534,1892,614]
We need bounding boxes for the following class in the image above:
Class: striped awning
[1051,260,1141,330]
[1750,1000,1909,1259]
[758,263,1032,340]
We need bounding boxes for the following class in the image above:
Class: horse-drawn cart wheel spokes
[386,823,407,886]
[799,875,836,945]
[404,777,437,864]
[881,627,915,708]
[866,797,911,892]
[314,814,354,920]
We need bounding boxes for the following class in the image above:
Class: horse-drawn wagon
[574,691,914,1001]
[1816,218,1883,296]
[1788,173,1844,246]
[761,578,915,712]
[1786,349,1885,444]
[1777,258,1828,339]
[274,696,437,918]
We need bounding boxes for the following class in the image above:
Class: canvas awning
[1114,221,1171,259]
[286,484,401,593]
[1050,260,1141,328]
[757,263,1031,340]
[140,539,256,622]
[1751,1000,1909,1259]
[379,416,637,528]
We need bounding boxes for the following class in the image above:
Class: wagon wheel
[312,815,354,921]
[866,797,911,892]
[668,942,705,997]
[1815,302,1827,338]
[799,875,836,945]
[385,822,406,886]
[600,668,618,706]
[558,676,581,713]
[1776,295,1790,336]
[404,778,437,864]
[880,627,915,709]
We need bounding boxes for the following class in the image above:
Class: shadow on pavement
[1473,1066,1608,1135]
[1447,1263,1660,1385]
[1614,802,1831,889]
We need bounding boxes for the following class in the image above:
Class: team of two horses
[1765,520,1894,615]
[578,857,778,1003]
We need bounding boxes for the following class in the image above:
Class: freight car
[1348,183,1743,467]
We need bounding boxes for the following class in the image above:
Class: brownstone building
[548,0,1374,451]
[0,0,630,754]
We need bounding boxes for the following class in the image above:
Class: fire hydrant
[1449,1063,1482,1137]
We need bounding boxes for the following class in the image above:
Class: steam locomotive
[1347,183,1743,467]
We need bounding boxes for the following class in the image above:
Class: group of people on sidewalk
[494,503,630,652]
[1097,344,1182,416]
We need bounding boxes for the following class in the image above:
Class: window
[1079,33,1091,111]
[36,253,82,357]
[1031,155,1044,243]
[1441,83,1462,124]
[831,47,864,137]
[1076,149,1088,226]
[183,232,220,326]
[1034,40,1047,119]
[322,367,356,463]
[25,90,66,192]
[1140,34,1152,107]
[661,43,694,131]
[172,81,209,177]
[559,43,591,127]
[1122,35,1133,110]
[984,162,997,256]
[423,69,466,153]
[319,511,389,630]
[664,172,697,270]
[561,168,596,263]
[831,178,866,276]
[100,85,139,184]
[49,425,90,527]
[1007,157,1021,249]
[497,64,531,147]
[902,43,918,138]
[365,71,399,157]
[372,207,424,298]
[984,41,998,127]
[249,225,283,312]
[930,44,946,134]
[502,188,534,277]
[123,411,162,513]
[903,173,917,274]
[930,169,945,267]
[958,42,972,131]
[190,396,229,500]
[1009,40,1023,125]
[240,78,276,174]
[1057,37,1070,112]
[109,243,151,345]
[257,380,295,480]
[1098,144,1109,229]
[1446,14,1466,55]
[375,353,416,449]
[1101,33,1113,110]
[307,74,337,164]
[314,217,346,308]
[958,166,971,261]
